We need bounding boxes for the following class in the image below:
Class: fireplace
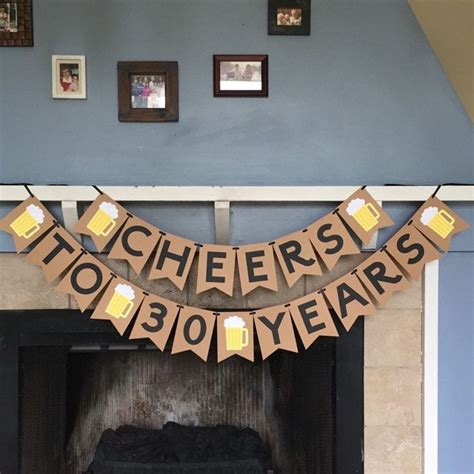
[0,309,363,474]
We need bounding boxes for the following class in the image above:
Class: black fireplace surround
[0,310,363,474]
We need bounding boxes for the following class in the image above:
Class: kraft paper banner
[289,292,339,350]
[217,312,255,363]
[338,188,394,245]
[129,294,180,350]
[91,277,145,336]
[273,231,322,288]
[412,197,470,252]
[171,306,216,361]
[109,215,161,275]
[74,193,129,252]
[254,305,298,360]
[306,213,360,271]
[0,196,55,252]
[55,253,113,312]
[355,250,411,305]
[196,245,236,296]
[148,233,197,290]
[27,225,83,283]
[385,223,441,280]
[237,243,278,295]
[323,272,377,331]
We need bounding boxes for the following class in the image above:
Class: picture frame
[268,0,311,36]
[117,61,179,122]
[51,55,87,99]
[0,0,33,47]
[213,55,268,98]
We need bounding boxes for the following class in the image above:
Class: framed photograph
[0,0,33,46]
[117,61,178,122]
[213,55,268,98]
[52,55,87,99]
[268,0,310,36]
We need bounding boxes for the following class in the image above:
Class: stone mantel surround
[0,252,422,473]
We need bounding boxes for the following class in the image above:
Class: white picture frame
[52,55,87,99]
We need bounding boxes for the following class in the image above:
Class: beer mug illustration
[105,284,135,319]
[420,206,455,239]
[10,204,45,239]
[87,202,119,237]
[346,198,380,232]
[224,316,249,351]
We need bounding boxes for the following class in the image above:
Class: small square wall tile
[364,426,421,473]
[0,254,68,309]
[365,367,421,427]
[365,309,421,368]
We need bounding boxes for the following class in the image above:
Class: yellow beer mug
[421,207,455,239]
[224,316,249,351]
[105,284,135,319]
[10,204,45,239]
[347,198,380,232]
[87,202,119,237]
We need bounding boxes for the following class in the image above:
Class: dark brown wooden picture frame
[213,55,268,98]
[0,0,33,47]
[268,0,311,36]
[117,61,179,122]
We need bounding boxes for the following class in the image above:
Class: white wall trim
[423,260,439,473]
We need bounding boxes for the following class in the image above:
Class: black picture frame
[213,54,268,98]
[117,61,179,123]
[0,0,33,47]
[268,0,310,36]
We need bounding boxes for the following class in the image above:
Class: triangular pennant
[337,188,394,245]
[91,277,145,335]
[217,312,255,362]
[254,305,298,360]
[0,196,56,252]
[129,294,180,350]
[196,245,236,296]
[109,215,161,275]
[237,243,278,295]
[171,306,216,361]
[74,193,129,252]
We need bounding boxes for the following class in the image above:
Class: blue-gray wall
[0,0,473,471]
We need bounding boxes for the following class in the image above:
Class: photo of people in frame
[130,75,166,109]
[277,8,302,26]
[52,55,86,99]
[219,61,262,91]
[0,3,18,32]
[58,63,81,93]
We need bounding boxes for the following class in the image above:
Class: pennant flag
[254,305,298,360]
[171,306,216,361]
[337,188,394,245]
[412,196,470,251]
[74,193,129,252]
[323,272,377,331]
[385,223,441,279]
[272,230,322,288]
[91,277,145,335]
[55,253,113,312]
[148,233,197,290]
[355,250,411,305]
[0,196,55,252]
[129,294,180,350]
[109,215,161,275]
[27,225,82,282]
[217,312,255,362]
[289,292,338,349]
[237,243,278,295]
[306,213,360,271]
[196,245,236,296]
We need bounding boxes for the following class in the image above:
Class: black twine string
[92,185,104,195]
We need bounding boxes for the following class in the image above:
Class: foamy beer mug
[10,204,45,239]
[105,284,135,319]
[87,202,119,237]
[346,198,380,232]
[224,316,249,351]
[420,206,455,239]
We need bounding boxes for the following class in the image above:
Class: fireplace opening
[0,310,363,474]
